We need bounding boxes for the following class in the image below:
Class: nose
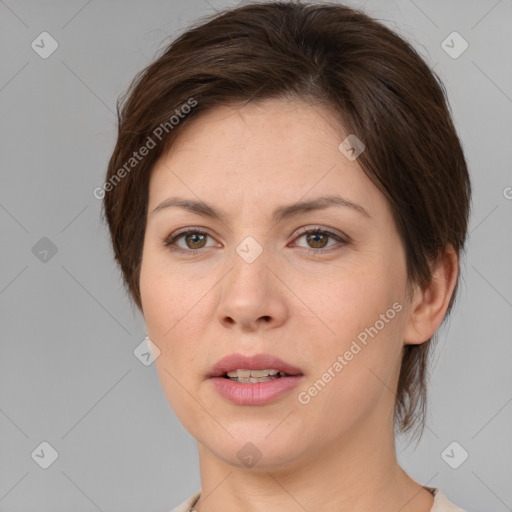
[216,247,289,333]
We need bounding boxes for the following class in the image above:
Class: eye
[163,229,217,254]
[292,227,347,253]
[163,226,348,256]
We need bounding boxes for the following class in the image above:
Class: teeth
[231,376,279,383]
[248,376,274,382]
[226,369,282,378]
[224,369,292,383]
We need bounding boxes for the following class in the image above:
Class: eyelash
[163,227,348,256]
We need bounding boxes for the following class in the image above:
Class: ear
[404,245,459,345]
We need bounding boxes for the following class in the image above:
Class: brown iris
[184,232,207,249]
[306,231,329,249]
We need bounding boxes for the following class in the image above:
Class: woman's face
[140,98,413,469]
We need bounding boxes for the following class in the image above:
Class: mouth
[207,353,304,405]
[207,352,304,380]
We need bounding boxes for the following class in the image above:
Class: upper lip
[208,353,303,378]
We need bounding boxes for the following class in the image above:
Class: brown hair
[103,1,471,439]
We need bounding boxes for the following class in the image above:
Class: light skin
[139,98,458,512]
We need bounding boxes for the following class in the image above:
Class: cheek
[299,263,406,398]
[311,264,403,339]
[140,258,205,421]
[140,249,184,353]
[139,249,211,368]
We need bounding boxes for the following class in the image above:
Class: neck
[194,409,434,512]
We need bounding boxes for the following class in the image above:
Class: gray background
[0,0,511,510]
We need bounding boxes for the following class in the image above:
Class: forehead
[165,98,343,161]
[147,99,387,221]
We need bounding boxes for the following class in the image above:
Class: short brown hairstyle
[103,1,471,438]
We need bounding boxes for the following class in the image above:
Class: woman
[102,2,471,511]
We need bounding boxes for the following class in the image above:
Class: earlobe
[403,245,459,345]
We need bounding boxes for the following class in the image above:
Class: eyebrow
[150,194,371,223]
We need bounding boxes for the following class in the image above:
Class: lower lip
[209,375,303,405]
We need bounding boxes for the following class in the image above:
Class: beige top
[170,486,467,512]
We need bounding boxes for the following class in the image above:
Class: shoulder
[430,488,468,512]
[169,490,201,512]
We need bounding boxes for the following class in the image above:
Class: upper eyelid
[168,225,344,239]
[294,226,346,239]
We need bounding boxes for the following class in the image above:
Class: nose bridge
[225,234,271,300]
[216,235,287,330]
[235,233,266,267]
